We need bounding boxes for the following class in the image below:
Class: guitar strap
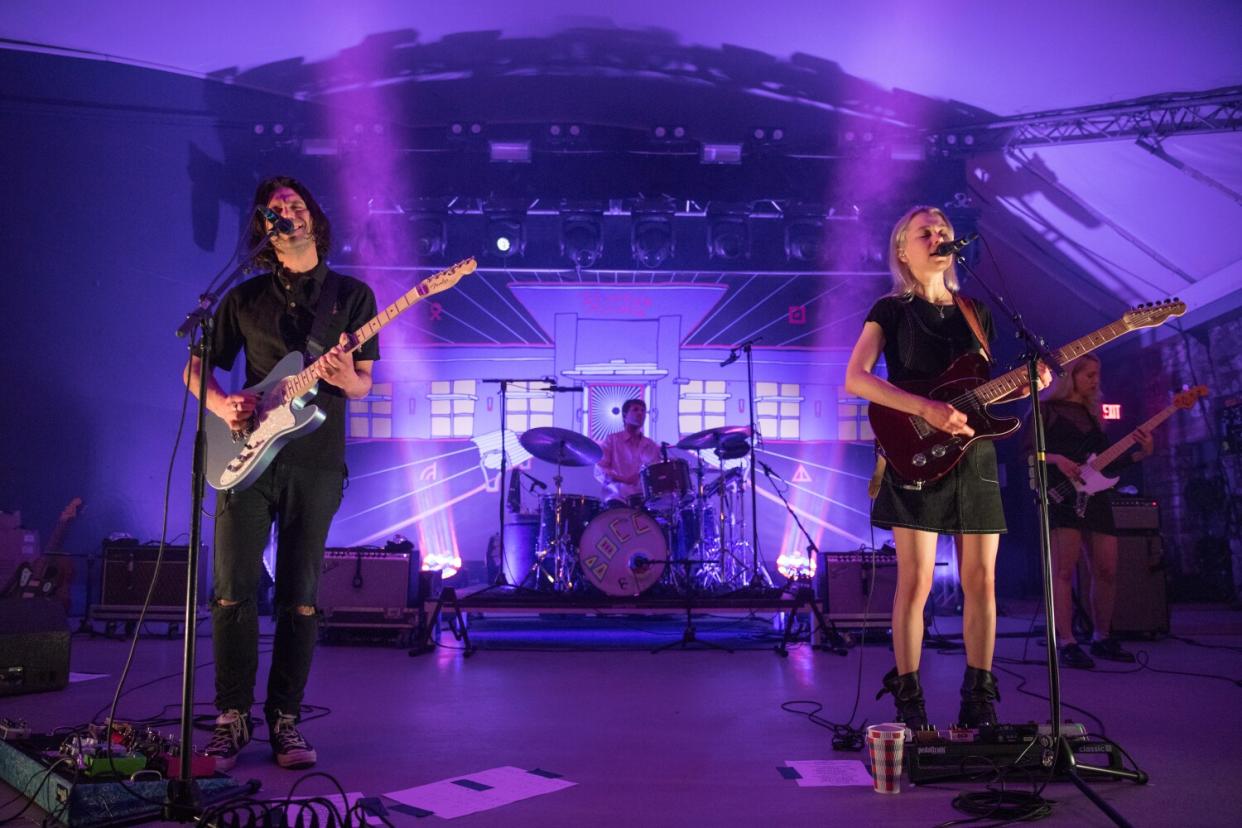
[954,293,992,363]
[305,270,343,359]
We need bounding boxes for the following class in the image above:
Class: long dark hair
[246,176,332,273]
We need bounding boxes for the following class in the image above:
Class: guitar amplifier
[1097,495,1160,534]
[1111,535,1169,636]
[818,551,898,626]
[319,548,419,621]
[97,543,210,612]
[0,597,69,696]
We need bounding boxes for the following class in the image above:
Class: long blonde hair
[1043,354,1103,428]
[888,205,961,298]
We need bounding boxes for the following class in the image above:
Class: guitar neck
[1088,404,1177,471]
[976,320,1137,404]
[285,278,433,398]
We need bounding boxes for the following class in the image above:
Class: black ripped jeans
[211,459,343,724]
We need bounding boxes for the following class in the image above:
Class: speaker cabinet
[1110,534,1169,637]
[319,548,418,615]
[97,543,209,612]
[818,551,898,627]
[0,597,69,696]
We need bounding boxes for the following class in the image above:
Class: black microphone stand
[756,461,842,655]
[954,250,1145,827]
[165,233,272,820]
[721,338,770,592]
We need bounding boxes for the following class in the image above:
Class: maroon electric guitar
[868,299,1186,485]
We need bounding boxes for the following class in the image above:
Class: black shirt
[209,260,381,472]
[864,294,994,383]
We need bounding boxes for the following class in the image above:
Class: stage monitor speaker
[0,597,69,696]
[819,551,897,627]
[319,548,419,613]
[98,543,209,611]
[1111,534,1169,637]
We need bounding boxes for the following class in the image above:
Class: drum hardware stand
[482,378,526,589]
[756,460,847,655]
[956,250,1146,824]
[651,559,734,654]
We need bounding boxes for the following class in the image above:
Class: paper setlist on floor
[384,766,575,819]
[780,760,874,787]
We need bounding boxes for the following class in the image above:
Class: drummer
[594,399,662,508]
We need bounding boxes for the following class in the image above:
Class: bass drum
[578,507,668,596]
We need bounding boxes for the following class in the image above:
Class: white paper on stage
[784,760,874,787]
[287,792,385,826]
[384,766,575,819]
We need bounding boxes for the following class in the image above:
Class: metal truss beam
[927,87,1242,155]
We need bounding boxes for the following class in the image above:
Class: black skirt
[872,440,1007,534]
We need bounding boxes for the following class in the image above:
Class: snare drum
[536,494,602,553]
[640,459,691,511]
[578,507,668,596]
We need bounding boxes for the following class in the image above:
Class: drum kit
[506,424,760,597]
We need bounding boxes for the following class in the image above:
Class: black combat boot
[957,666,1000,727]
[876,667,927,729]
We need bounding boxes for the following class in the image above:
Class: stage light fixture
[409,214,447,258]
[561,212,603,269]
[784,215,825,263]
[485,213,525,259]
[631,212,674,268]
[707,212,750,261]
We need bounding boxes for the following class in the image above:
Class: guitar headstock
[415,257,478,298]
[1123,298,1186,330]
[1174,385,1209,409]
[59,497,84,521]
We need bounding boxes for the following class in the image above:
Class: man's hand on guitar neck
[315,333,374,398]
[919,399,975,438]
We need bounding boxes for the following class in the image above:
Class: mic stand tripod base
[651,560,733,654]
[163,778,203,822]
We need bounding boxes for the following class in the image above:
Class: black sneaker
[1058,642,1095,670]
[1090,637,1136,663]
[269,710,317,769]
[203,709,251,771]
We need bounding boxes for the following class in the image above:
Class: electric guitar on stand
[1049,385,1207,516]
[205,257,477,491]
[3,497,82,606]
[868,299,1186,485]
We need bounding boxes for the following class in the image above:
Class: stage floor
[2,601,1240,826]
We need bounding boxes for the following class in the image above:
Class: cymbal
[676,424,752,451]
[714,434,751,460]
[519,427,602,467]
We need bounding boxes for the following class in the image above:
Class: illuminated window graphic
[349,382,393,439]
[679,379,729,436]
[837,396,875,442]
[428,380,478,439]
[755,382,803,441]
[504,381,555,434]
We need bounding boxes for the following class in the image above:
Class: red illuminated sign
[1102,403,1121,421]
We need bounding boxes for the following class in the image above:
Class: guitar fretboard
[974,304,1182,405]
[281,259,475,401]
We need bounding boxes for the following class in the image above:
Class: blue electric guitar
[205,258,477,490]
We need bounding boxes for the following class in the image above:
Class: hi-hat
[676,424,752,451]
[519,427,603,467]
[714,434,751,460]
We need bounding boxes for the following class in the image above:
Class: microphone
[721,336,764,367]
[628,553,651,574]
[258,206,295,235]
[933,232,978,258]
[522,470,549,491]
